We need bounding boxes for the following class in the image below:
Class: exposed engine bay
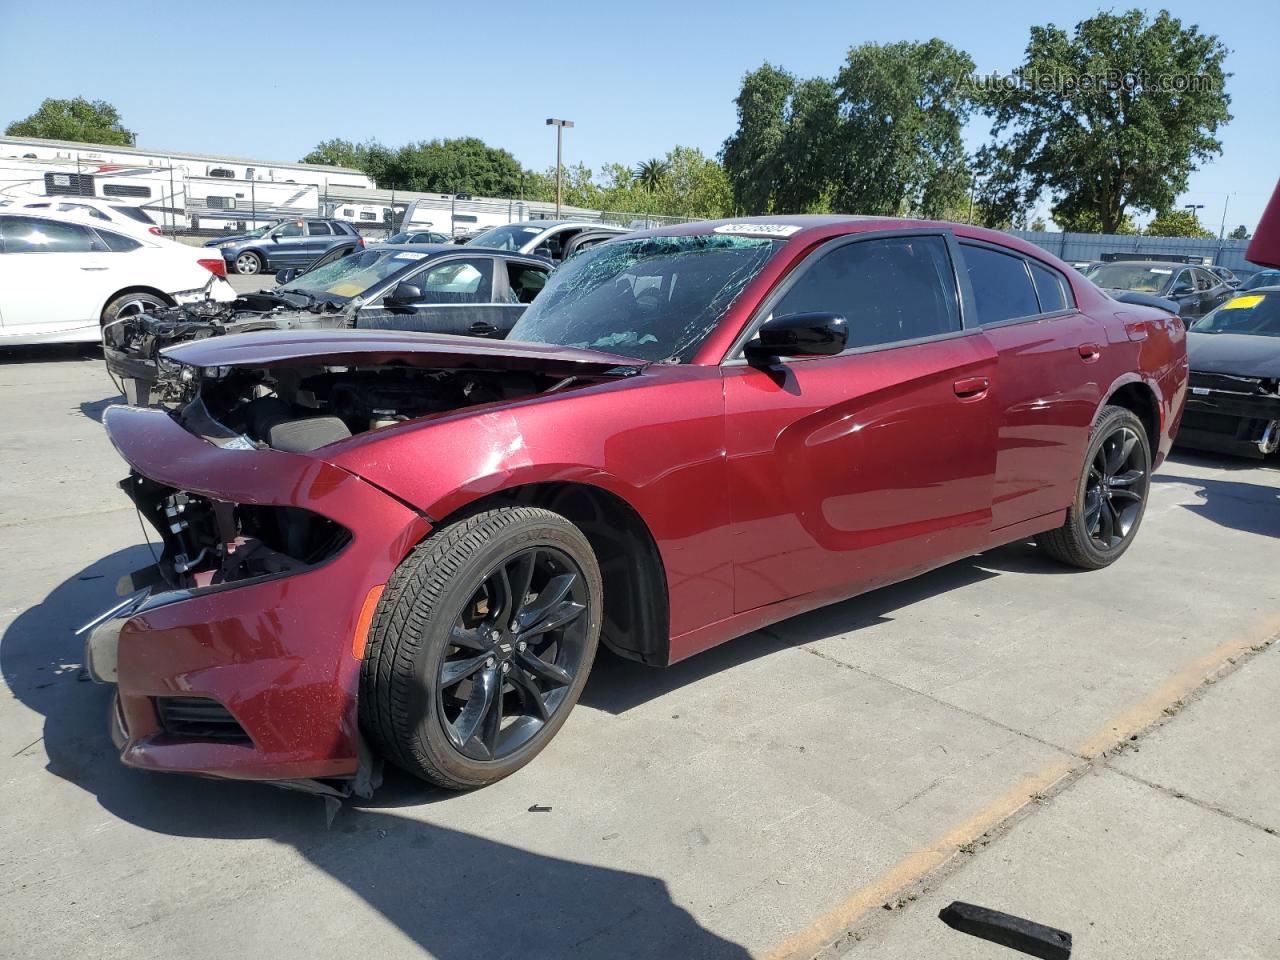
[168,361,577,452]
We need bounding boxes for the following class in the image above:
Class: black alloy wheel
[438,546,590,761]
[1037,405,1152,569]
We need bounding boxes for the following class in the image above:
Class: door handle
[469,321,498,336]
[1077,342,1103,361]
[80,266,108,271]
[953,376,989,400]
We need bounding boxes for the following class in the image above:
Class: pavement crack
[795,642,1073,758]
[1106,764,1279,839]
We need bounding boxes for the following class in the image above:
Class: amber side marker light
[352,584,386,659]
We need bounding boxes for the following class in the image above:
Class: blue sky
[1,0,1275,230]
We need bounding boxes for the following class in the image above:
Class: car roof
[0,205,161,241]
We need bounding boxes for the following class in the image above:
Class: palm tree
[634,158,671,193]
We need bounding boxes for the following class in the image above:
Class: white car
[5,196,163,233]
[0,209,235,346]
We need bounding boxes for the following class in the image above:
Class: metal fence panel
[1010,230,1254,270]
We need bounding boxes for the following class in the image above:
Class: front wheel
[101,290,169,328]
[233,251,262,275]
[360,506,602,789]
[1036,405,1152,569]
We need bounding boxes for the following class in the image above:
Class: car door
[487,258,552,337]
[1165,268,1200,317]
[267,220,307,267]
[958,240,1106,530]
[722,231,999,612]
[356,256,498,336]
[0,215,111,335]
[1194,267,1230,315]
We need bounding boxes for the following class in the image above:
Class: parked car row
[78,215,1191,797]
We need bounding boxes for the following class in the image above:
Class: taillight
[356,235,365,247]
[148,226,163,236]
[197,257,227,278]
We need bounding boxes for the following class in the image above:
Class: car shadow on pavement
[1153,471,1280,538]
[583,547,1020,715]
[79,394,124,423]
[1,546,752,960]
[0,343,101,365]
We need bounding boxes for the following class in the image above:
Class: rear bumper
[96,405,431,782]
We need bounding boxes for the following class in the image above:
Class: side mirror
[275,268,298,284]
[386,281,422,306]
[744,312,848,363]
[1171,282,1194,296]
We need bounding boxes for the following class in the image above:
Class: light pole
[546,118,574,218]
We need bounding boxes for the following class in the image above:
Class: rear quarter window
[962,244,1040,325]
[1029,261,1072,313]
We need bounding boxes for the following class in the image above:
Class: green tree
[831,40,975,218]
[634,158,672,192]
[6,97,135,146]
[1144,209,1214,238]
[720,42,975,218]
[976,10,1231,233]
[302,138,396,185]
[1030,218,1048,232]
[720,63,795,213]
[1228,225,1250,240]
[1051,209,1138,234]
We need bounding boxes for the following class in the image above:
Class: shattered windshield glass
[281,249,420,303]
[509,234,783,362]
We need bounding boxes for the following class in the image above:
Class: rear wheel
[233,251,262,275]
[101,290,169,328]
[1037,405,1152,569]
[360,506,601,789]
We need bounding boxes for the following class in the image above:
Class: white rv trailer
[0,135,372,191]
[0,155,189,229]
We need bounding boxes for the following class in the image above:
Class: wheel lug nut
[485,657,495,668]
[501,662,511,674]
[517,641,526,652]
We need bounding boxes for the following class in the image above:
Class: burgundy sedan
[86,217,1188,792]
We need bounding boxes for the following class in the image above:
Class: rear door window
[772,235,960,349]
[962,244,1040,325]
[506,262,551,303]
[0,216,98,253]
[95,229,142,252]
[307,222,333,236]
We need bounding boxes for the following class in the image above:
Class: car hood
[1187,332,1280,378]
[160,328,646,376]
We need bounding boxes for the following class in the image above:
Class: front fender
[323,368,734,637]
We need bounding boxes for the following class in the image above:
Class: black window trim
[360,253,501,307]
[495,254,553,307]
[956,237,1080,330]
[723,227,974,365]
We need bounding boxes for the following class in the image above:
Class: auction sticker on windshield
[713,223,802,237]
[393,252,428,261]
[1222,295,1264,310]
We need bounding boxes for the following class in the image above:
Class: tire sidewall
[235,251,262,275]
[403,515,601,786]
[1070,407,1152,566]
[102,292,168,327]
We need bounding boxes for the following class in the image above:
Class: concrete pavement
[1,347,1277,960]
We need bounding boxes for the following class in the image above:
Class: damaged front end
[102,293,353,405]
[1179,371,1280,458]
[86,330,639,788]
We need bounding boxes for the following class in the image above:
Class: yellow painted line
[761,618,1280,960]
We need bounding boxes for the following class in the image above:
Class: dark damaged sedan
[83,216,1186,795]
[104,244,553,403]
[1179,288,1280,458]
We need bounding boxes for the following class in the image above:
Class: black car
[1178,287,1280,458]
[105,245,553,404]
[204,218,364,276]
[1090,260,1234,320]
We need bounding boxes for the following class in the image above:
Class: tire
[360,506,602,789]
[233,251,263,275]
[1036,405,1152,570]
[101,290,169,328]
